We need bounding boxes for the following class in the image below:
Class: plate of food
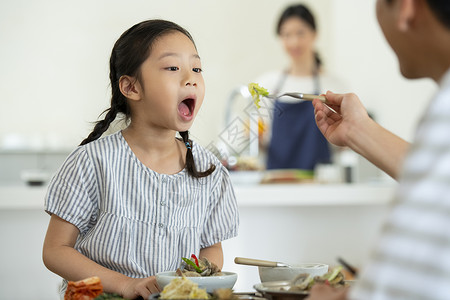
[156,255,238,293]
[253,266,351,300]
[153,274,243,300]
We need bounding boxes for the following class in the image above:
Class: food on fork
[64,276,103,300]
[248,82,269,109]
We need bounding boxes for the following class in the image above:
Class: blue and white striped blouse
[45,131,239,280]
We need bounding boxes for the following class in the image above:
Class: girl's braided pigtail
[79,106,119,146]
[179,131,215,178]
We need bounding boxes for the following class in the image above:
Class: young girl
[42,19,239,299]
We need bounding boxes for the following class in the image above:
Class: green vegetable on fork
[248,82,329,109]
[248,82,269,109]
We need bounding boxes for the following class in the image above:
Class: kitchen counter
[0,184,48,209]
[234,182,395,206]
[0,182,396,210]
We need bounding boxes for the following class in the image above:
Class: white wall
[0,0,436,151]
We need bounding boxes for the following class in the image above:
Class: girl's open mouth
[178,98,196,118]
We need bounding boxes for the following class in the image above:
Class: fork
[266,92,328,103]
[265,92,340,114]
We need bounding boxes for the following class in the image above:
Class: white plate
[155,271,238,293]
[254,280,355,299]
[254,281,309,299]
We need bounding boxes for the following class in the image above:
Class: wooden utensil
[234,257,292,268]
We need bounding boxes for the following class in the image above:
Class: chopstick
[337,257,358,277]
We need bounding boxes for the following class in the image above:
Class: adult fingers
[304,284,333,300]
[325,91,344,106]
[313,95,342,120]
[134,279,160,299]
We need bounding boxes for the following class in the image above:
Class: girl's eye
[193,68,202,73]
[166,66,179,71]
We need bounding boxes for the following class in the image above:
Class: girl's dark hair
[80,19,215,178]
[276,3,321,69]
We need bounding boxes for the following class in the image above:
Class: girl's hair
[276,4,322,69]
[80,19,215,178]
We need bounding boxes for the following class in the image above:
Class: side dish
[160,276,209,300]
[64,276,103,300]
[178,254,224,277]
[289,266,347,291]
[160,277,239,300]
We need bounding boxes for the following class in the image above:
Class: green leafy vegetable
[182,257,203,273]
[248,82,269,109]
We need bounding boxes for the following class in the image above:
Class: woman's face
[279,17,317,62]
[132,31,205,133]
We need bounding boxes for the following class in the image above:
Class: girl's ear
[119,75,141,101]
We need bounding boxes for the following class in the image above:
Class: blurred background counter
[0,180,395,209]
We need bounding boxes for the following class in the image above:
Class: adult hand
[121,276,161,299]
[305,283,349,300]
[313,91,370,148]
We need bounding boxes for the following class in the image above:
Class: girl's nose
[183,71,197,87]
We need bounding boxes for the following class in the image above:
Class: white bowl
[155,271,237,293]
[258,263,328,283]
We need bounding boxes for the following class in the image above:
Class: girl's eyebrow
[158,52,201,60]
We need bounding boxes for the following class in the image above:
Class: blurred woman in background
[255,3,346,171]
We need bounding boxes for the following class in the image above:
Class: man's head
[376,0,450,81]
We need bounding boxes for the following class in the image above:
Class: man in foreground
[307,0,450,299]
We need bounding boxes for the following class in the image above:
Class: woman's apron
[266,71,331,170]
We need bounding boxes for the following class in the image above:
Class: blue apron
[266,71,331,170]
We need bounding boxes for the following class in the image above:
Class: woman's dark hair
[80,19,215,178]
[276,3,321,69]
